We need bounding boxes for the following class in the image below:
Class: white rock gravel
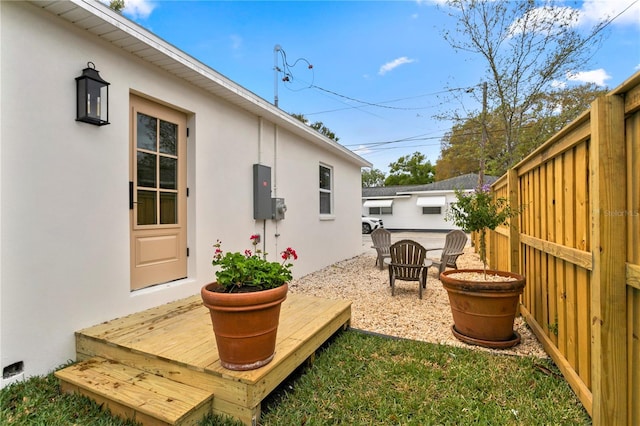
[289,247,548,359]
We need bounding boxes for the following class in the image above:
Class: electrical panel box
[253,164,272,220]
[272,198,287,220]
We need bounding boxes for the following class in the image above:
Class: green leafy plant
[446,184,519,276]
[212,235,297,292]
[548,316,559,336]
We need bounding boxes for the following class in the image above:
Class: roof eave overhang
[397,189,455,196]
[29,0,371,168]
[361,195,411,200]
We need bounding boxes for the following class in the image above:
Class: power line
[354,142,443,154]
[343,132,449,148]
[306,84,476,112]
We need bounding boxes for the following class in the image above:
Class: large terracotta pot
[201,282,288,371]
[440,269,526,349]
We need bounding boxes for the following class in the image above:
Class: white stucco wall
[362,192,460,231]
[0,2,365,383]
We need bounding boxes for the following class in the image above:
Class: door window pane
[160,192,177,224]
[159,157,177,189]
[137,152,156,188]
[159,120,177,155]
[137,190,157,225]
[137,113,157,151]
[135,108,181,228]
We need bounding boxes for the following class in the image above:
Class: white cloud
[509,6,579,35]
[416,0,447,5]
[378,57,416,75]
[353,145,371,155]
[566,69,611,87]
[123,0,156,20]
[579,0,640,27]
[551,80,567,89]
[509,1,639,36]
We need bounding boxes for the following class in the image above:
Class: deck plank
[56,357,213,425]
[65,292,351,425]
[79,297,202,342]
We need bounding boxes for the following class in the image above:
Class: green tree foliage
[109,0,125,12]
[436,84,607,179]
[291,113,339,142]
[515,83,608,160]
[439,0,608,176]
[385,152,435,186]
[362,168,386,188]
[436,118,484,180]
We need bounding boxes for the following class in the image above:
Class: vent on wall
[2,361,24,388]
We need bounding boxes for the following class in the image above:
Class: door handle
[129,181,134,209]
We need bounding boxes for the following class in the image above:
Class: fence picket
[483,73,640,424]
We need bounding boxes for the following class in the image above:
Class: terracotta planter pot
[201,282,288,371]
[440,269,526,349]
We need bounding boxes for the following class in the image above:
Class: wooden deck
[55,293,352,425]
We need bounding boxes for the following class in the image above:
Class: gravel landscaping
[289,236,548,359]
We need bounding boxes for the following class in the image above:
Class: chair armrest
[425,247,444,253]
[445,251,465,256]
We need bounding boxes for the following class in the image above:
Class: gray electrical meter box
[253,164,272,220]
[272,198,287,220]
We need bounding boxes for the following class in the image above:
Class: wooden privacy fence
[483,71,640,426]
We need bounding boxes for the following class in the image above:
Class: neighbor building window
[319,164,332,215]
[369,207,393,215]
[422,206,442,215]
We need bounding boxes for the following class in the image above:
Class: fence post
[590,94,627,425]
[508,169,520,273]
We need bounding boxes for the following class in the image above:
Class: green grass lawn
[1,330,590,425]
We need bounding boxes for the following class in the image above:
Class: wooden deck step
[55,357,213,426]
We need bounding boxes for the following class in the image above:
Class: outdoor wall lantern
[76,62,110,126]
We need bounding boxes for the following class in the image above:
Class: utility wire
[281,1,638,115]
[306,84,476,111]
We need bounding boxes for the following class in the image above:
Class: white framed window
[422,206,442,215]
[417,196,445,215]
[369,206,393,215]
[319,164,333,215]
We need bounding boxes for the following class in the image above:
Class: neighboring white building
[362,174,497,231]
[0,1,370,386]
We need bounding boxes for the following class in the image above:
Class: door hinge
[187,187,190,197]
[186,247,190,257]
[186,127,189,137]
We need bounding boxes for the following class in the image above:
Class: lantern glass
[76,63,110,126]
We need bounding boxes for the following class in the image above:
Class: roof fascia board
[397,190,455,195]
[361,195,411,200]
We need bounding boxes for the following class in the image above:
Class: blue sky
[119,0,640,174]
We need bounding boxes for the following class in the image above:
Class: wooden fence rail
[484,71,640,425]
